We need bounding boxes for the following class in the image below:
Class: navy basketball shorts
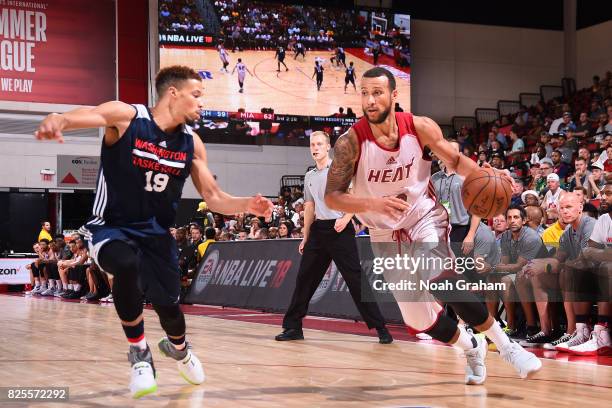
[83,225,180,305]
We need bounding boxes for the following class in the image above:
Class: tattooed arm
[324,129,410,219]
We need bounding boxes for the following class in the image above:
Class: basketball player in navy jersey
[294,41,305,60]
[231,58,253,93]
[275,45,289,72]
[312,60,324,91]
[324,67,542,384]
[344,61,356,94]
[35,66,273,398]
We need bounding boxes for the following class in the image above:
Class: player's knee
[447,301,489,327]
[153,304,186,336]
[424,314,458,344]
[98,241,139,276]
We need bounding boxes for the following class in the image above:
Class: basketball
[461,167,512,218]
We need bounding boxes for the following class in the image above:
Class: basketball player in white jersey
[218,44,230,73]
[324,67,542,384]
[231,58,253,93]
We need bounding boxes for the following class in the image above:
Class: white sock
[593,324,605,334]
[483,321,512,349]
[73,284,81,292]
[41,281,47,289]
[34,279,40,287]
[453,325,477,351]
[576,322,588,332]
[48,280,55,289]
[56,281,63,290]
[67,284,73,290]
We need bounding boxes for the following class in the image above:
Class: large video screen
[159,1,410,133]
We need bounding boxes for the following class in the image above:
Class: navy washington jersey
[86,104,194,232]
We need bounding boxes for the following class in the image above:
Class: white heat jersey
[236,62,247,78]
[351,112,437,231]
[219,46,229,62]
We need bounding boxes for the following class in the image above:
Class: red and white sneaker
[568,325,611,356]
[555,324,590,353]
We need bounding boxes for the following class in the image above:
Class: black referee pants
[282,219,386,330]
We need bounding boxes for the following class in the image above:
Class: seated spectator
[557,112,576,134]
[57,239,89,299]
[587,162,605,198]
[197,227,217,259]
[278,221,292,238]
[268,226,279,239]
[82,263,109,301]
[256,228,269,239]
[248,218,261,239]
[541,173,565,225]
[509,129,525,154]
[525,206,546,236]
[521,190,540,207]
[237,229,248,240]
[511,179,525,207]
[551,150,570,180]
[567,158,590,192]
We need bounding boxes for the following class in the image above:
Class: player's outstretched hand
[481,162,516,189]
[247,194,274,219]
[371,196,411,221]
[34,113,65,143]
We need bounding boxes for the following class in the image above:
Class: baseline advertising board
[0,0,116,105]
[185,238,404,323]
[0,258,33,284]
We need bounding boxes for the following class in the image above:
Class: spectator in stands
[509,128,525,154]
[491,125,508,149]
[525,206,546,236]
[189,225,203,267]
[539,132,553,156]
[551,150,569,180]
[578,147,591,163]
[589,100,604,121]
[568,158,591,192]
[496,205,546,339]
[542,173,565,225]
[197,227,216,259]
[268,226,279,239]
[557,112,576,134]
[511,179,525,207]
[574,112,591,138]
[194,201,215,229]
[256,228,269,239]
[530,144,547,165]
[555,135,574,164]
[491,153,504,170]
[38,221,52,242]
[237,230,248,240]
[278,221,292,238]
[248,218,261,239]
[587,162,605,199]
[520,193,596,350]
[522,190,540,208]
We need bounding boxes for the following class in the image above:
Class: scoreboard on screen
[201,110,357,126]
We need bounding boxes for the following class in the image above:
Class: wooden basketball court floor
[1,294,610,407]
[160,48,411,117]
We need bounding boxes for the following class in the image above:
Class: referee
[275,131,393,343]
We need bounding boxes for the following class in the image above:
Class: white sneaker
[568,326,611,356]
[499,342,542,379]
[40,287,55,296]
[128,346,157,399]
[31,286,43,295]
[158,338,205,385]
[416,332,433,340]
[464,334,487,385]
[555,324,591,352]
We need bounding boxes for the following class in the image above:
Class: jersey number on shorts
[144,171,169,192]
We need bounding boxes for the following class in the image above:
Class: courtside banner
[0,258,33,284]
[0,0,116,105]
[159,30,215,46]
[185,238,404,323]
